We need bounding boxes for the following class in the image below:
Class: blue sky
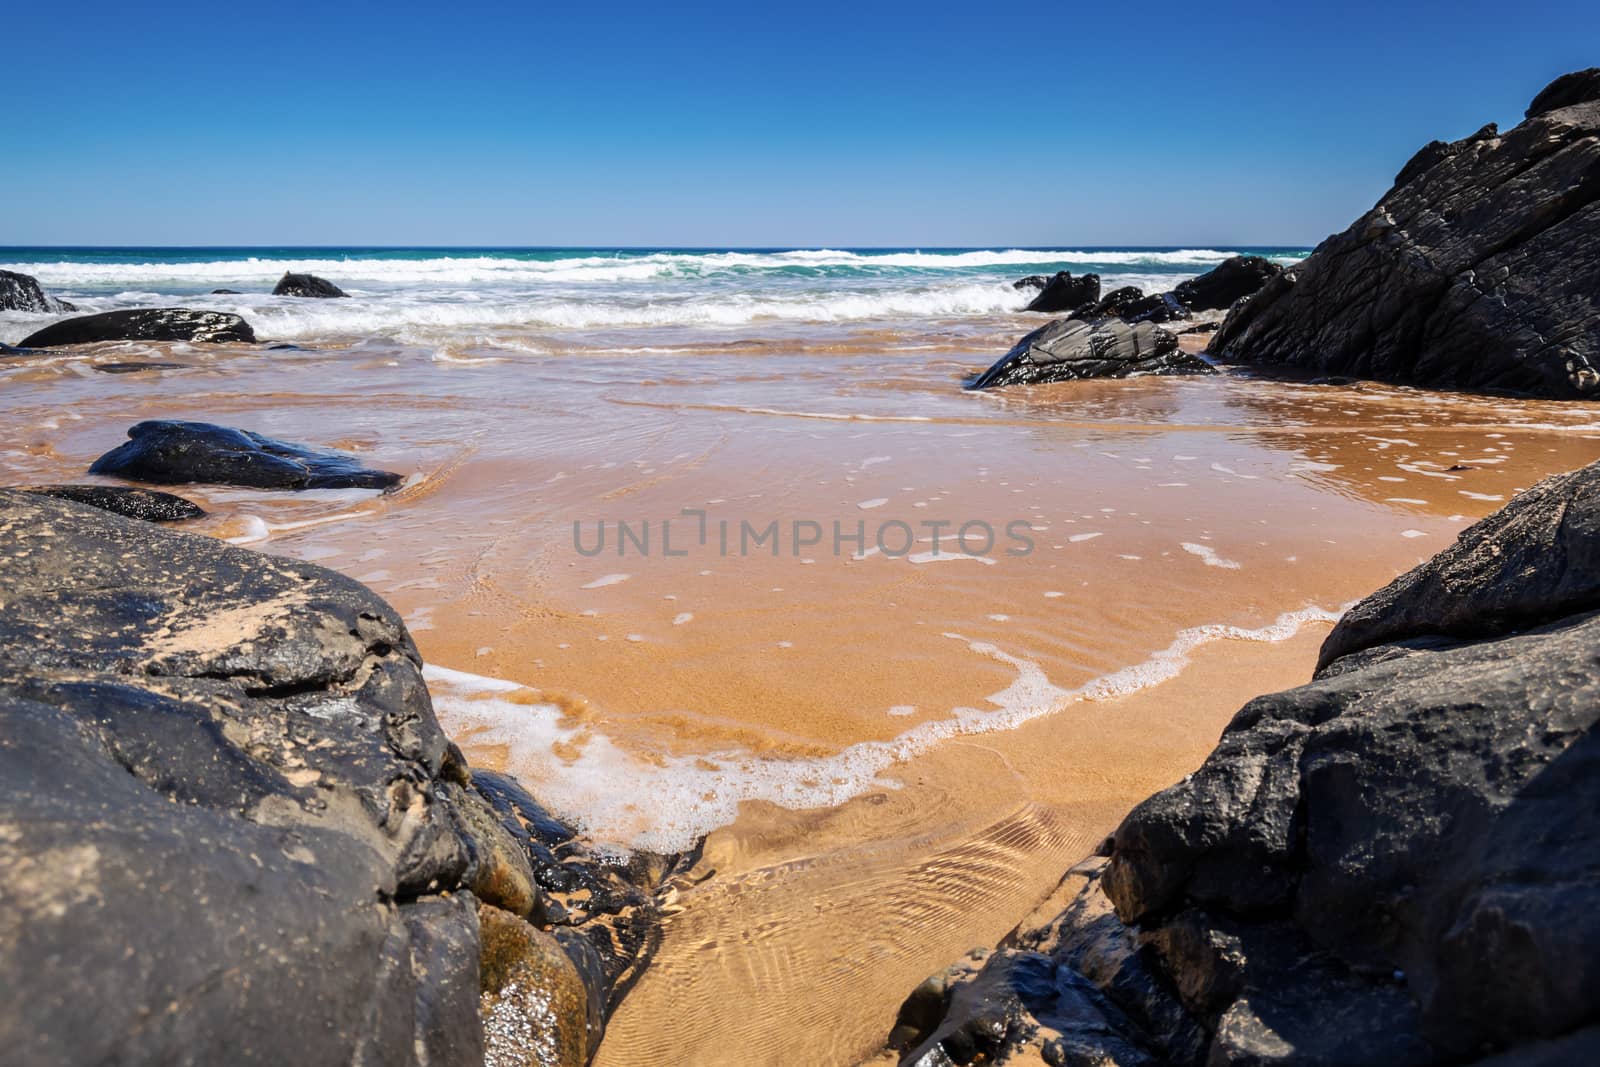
[4,0,1594,246]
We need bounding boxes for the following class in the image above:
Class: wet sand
[4,324,1599,1063]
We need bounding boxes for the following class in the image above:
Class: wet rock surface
[89,419,405,491]
[0,269,76,313]
[0,492,679,1066]
[969,318,1211,389]
[886,459,1600,1065]
[1172,255,1283,312]
[274,271,349,298]
[17,308,255,347]
[1025,271,1102,313]
[15,483,205,522]
[1208,69,1600,398]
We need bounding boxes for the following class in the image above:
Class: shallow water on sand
[5,314,1600,1063]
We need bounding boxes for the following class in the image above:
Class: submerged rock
[1171,254,1283,311]
[1208,69,1600,397]
[0,491,679,1066]
[17,308,255,347]
[16,484,205,522]
[88,419,404,491]
[969,318,1209,389]
[0,269,76,313]
[1025,271,1101,313]
[273,271,349,298]
[92,360,191,374]
[885,458,1600,1065]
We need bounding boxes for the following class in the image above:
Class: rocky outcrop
[887,458,1600,1065]
[17,308,255,347]
[274,271,349,298]
[0,491,677,1066]
[1172,255,1283,312]
[1025,271,1101,313]
[969,319,1210,389]
[89,419,404,491]
[1013,274,1050,292]
[1208,69,1600,398]
[1071,285,1147,321]
[0,269,76,313]
[1526,66,1600,116]
[16,484,205,522]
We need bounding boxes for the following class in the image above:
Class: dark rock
[89,419,404,491]
[17,308,255,348]
[1172,255,1283,311]
[92,360,191,374]
[16,484,205,522]
[0,491,483,1064]
[1069,286,1146,322]
[1208,71,1600,397]
[886,458,1600,1065]
[1393,123,1499,191]
[211,288,242,294]
[1026,271,1102,313]
[1526,66,1600,117]
[0,491,678,1066]
[1318,459,1600,670]
[0,269,75,313]
[969,319,1209,389]
[1122,292,1190,325]
[1013,274,1051,291]
[274,271,349,298]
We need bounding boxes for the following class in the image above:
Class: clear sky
[4,0,1594,247]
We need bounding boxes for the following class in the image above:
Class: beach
[5,246,1600,1063]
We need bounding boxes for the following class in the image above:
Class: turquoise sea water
[0,246,1308,346]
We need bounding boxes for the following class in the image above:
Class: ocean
[0,246,1309,347]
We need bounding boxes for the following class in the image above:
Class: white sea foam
[1181,542,1242,569]
[1,248,1298,287]
[424,603,1343,853]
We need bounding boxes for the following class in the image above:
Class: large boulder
[1172,255,1283,311]
[886,459,1600,1065]
[89,419,404,491]
[0,269,75,313]
[1208,70,1600,398]
[274,271,349,298]
[17,308,255,348]
[0,491,675,1066]
[968,318,1209,389]
[1024,271,1102,313]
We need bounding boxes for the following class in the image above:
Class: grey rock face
[969,318,1210,389]
[89,419,404,491]
[0,492,677,1066]
[886,459,1600,1065]
[1208,71,1600,398]
[0,490,487,1065]
[18,308,255,347]
[273,271,349,298]
[0,269,76,313]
